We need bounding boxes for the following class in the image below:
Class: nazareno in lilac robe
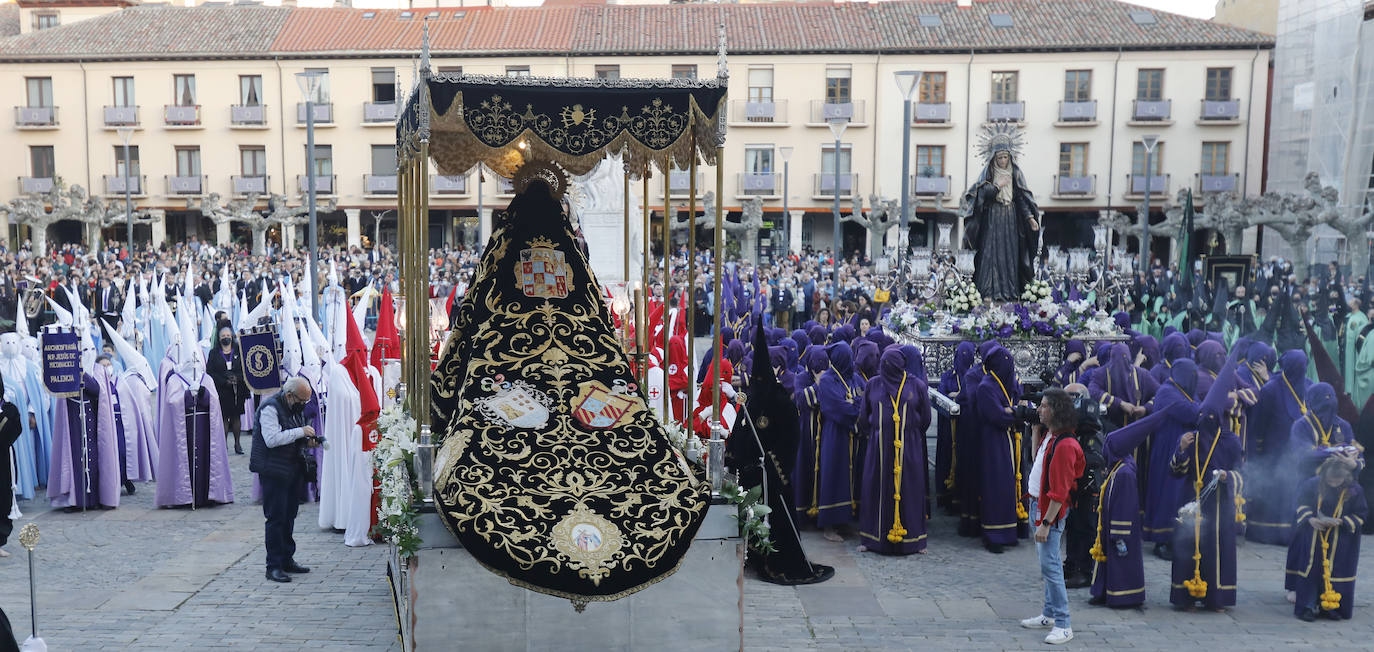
[114,372,158,482]
[1142,360,1201,545]
[974,346,1025,546]
[155,369,234,508]
[805,342,865,528]
[1286,475,1367,619]
[857,346,930,554]
[48,369,122,509]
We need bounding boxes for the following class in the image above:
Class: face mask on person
[220,337,232,347]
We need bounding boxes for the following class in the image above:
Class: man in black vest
[250,377,320,583]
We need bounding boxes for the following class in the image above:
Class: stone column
[346,208,361,248]
[148,209,167,247]
[789,209,804,255]
[216,220,231,246]
[0,210,8,250]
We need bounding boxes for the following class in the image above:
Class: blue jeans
[1031,498,1070,629]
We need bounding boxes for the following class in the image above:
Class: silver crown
[513,159,569,200]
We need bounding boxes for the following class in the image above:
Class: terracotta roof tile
[0,0,1273,61]
[0,4,289,59]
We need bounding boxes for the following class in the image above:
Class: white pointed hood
[279,278,303,375]
[104,317,154,389]
[119,278,138,340]
[46,296,73,327]
[352,285,375,337]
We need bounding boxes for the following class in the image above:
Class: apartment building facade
[0,0,1272,259]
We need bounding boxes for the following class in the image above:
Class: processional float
[389,24,744,650]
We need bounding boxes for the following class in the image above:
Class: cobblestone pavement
[743,506,1374,651]
[0,451,399,651]
[3,422,1372,651]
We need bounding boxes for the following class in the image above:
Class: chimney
[956,0,972,7]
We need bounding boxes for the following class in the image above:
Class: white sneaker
[1045,627,1073,645]
[1020,615,1054,629]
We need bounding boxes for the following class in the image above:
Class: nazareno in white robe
[318,360,372,546]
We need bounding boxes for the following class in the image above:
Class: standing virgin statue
[961,126,1040,302]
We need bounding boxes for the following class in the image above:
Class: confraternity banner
[40,327,81,398]
[239,327,281,395]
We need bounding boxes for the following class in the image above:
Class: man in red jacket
[1019,387,1085,646]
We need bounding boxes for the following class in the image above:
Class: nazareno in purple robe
[1142,360,1201,545]
[155,369,235,508]
[48,369,122,509]
[1150,332,1192,386]
[805,342,865,528]
[1094,411,1162,608]
[857,346,930,554]
[1170,359,1243,610]
[973,345,1026,545]
[1286,475,1367,619]
[793,347,828,523]
[955,341,997,537]
[935,342,975,513]
[1247,350,1313,545]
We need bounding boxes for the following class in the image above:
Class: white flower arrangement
[372,405,422,558]
[943,279,982,314]
[663,421,708,468]
[1081,311,1119,337]
[1021,279,1053,303]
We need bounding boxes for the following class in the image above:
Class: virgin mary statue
[961,128,1040,302]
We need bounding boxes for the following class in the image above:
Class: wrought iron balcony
[737,172,780,196]
[809,100,866,124]
[1053,175,1096,196]
[102,106,139,127]
[296,103,334,125]
[1197,173,1238,193]
[296,174,335,194]
[1200,99,1240,121]
[987,101,1025,122]
[667,169,705,196]
[17,177,54,194]
[729,99,788,125]
[14,106,57,128]
[1058,100,1097,122]
[910,175,951,196]
[232,175,268,195]
[364,102,397,123]
[913,102,951,123]
[431,174,468,195]
[166,174,205,196]
[813,173,858,198]
[1127,173,1170,197]
[365,174,398,195]
[103,174,146,196]
[231,104,267,126]
[163,105,201,126]
[1131,99,1172,122]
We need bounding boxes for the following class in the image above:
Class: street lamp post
[894,70,922,290]
[297,71,324,321]
[779,146,793,257]
[117,126,134,258]
[1139,134,1159,273]
[827,117,849,294]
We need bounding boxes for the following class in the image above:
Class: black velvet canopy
[398,73,727,179]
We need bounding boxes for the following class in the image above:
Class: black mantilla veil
[962,153,1040,301]
[429,168,710,602]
